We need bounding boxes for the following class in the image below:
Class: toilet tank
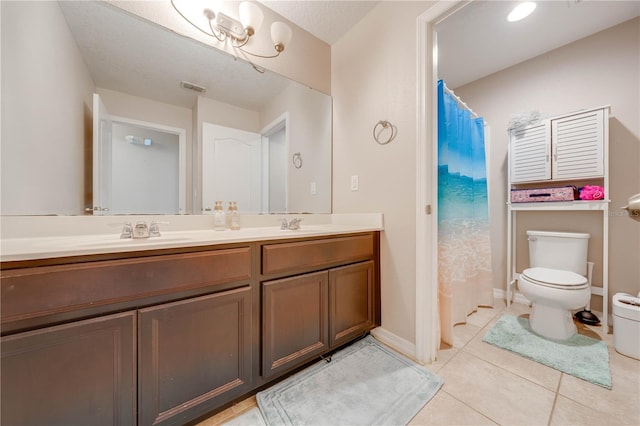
[527,230,590,275]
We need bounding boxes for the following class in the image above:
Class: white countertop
[1,214,383,262]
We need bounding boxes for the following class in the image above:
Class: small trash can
[612,293,640,360]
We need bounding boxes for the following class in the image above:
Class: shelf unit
[506,105,611,332]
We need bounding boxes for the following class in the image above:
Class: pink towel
[579,185,604,200]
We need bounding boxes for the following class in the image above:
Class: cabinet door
[1,312,136,426]
[262,271,329,379]
[552,108,605,180]
[329,261,375,348]
[138,287,252,426]
[509,123,551,183]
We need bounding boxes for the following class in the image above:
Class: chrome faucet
[119,221,165,239]
[279,217,302,230]
[133,221,150,239]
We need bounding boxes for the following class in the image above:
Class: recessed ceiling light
[507,2,537,22]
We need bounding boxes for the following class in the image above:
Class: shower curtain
[437,80,493,346]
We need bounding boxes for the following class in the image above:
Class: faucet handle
[149,221,169,237]
[279,218,289,230]
[119,222,133,239]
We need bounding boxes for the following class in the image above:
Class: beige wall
[332,1,434,344]
[1,1,95,215]
[454,18,640,310]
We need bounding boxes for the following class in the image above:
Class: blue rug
[256,335,443,425]
[482,314,611,389]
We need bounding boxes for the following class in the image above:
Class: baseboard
[493,288,531,306]
[370,327,417,360]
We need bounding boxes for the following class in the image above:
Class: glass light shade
[239,2,264,33]
[271,21,292,51]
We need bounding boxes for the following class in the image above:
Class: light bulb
[271,21,292,53]
[507,2,537,22]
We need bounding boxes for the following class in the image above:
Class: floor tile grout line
[546,373,564,425]
[440,388,500,425]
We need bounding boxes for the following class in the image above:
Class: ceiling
[260,0,639,88]
[258,1,379,45]
[436,1,640,88]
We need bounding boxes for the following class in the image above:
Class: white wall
[454,18,640,309]
[332,1,435,345]
[1,1,95,215]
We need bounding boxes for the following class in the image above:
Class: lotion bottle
[213,201,226,231]
[229,201,240,230]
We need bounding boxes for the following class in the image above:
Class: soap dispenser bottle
[213,201,226,231]
[229,201,240,230]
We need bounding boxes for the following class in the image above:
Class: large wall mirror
[1,0,331,216]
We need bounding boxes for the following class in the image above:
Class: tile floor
[199,300,640,426]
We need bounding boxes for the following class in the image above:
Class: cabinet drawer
[262,234,374,276]
[1,247,251,326]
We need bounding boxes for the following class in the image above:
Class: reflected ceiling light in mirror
[507,2,537,22]
[171,0,292,73]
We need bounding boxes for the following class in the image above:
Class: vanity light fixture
[171,0,293,73]
[507,2,537,22]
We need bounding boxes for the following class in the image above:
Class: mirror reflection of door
[92,93,185,215]
[202,123,264,214]
[262,118,287,213]
[110,124,180,214]
[92,94,112,215]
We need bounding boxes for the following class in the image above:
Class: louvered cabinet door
[552,109,604,180]
[509,123,551,183]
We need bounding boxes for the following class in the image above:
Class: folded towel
[579,185,605,200]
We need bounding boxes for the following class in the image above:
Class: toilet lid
[522,267,588,289]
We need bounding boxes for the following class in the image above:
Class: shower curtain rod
[443,83,480,119]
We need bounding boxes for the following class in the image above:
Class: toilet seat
[521,267,588,290]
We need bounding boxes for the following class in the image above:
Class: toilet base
[530,303,577,340]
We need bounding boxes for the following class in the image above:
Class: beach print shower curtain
[437,80,493,346]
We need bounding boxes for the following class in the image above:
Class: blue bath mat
[482,314,611,389]
[256,335,443,425]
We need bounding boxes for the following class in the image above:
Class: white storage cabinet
[507,106,610,331]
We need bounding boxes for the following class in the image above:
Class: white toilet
[517,230,591,340]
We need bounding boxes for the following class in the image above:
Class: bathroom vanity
[0,219,381,425]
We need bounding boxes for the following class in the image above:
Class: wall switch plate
[310,182,317,195]
[350,175,359,191]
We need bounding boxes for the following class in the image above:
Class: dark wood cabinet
[329,261,375,348]
[1,311,136,426]
[261,234,379,380]
[262,271,329,379]
[1,232,379,425]
[138,286,253,426]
